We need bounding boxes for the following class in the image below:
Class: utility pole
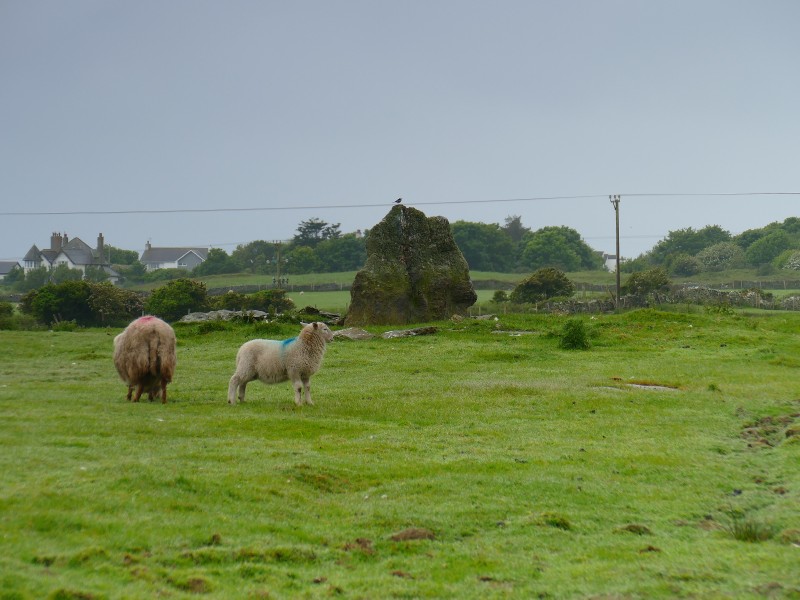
[609,195,621,309]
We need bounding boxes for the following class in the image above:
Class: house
[0,261,21,281]
[602,253,618,272]
[22,232,120,284]
[139,241,208,272]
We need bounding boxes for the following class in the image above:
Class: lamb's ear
[313,322,319,329]
[300,321,309,326]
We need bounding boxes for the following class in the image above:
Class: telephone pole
[609,195,621,310]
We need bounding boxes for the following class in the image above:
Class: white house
[139,241,208,272]
[22,232,120,283]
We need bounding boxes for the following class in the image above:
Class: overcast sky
[2,1,799,263]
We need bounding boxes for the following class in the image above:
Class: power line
[1,191,798,217]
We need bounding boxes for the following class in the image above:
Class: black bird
[395,197,402,203]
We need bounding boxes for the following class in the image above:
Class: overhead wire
[1,191,798,217]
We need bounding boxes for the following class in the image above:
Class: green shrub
[144,278,209,322]
[559,318,590,350]
[667,253,701,276]
[622,268,670,296]
[510,268,575,303]
[492,290,509,303]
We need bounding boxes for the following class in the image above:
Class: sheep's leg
[132,383,144,402]
[303,377,313,405]
[238,381,247,403]
[292,377,304,406]
[161,381,168,404]
[126,386,133,401]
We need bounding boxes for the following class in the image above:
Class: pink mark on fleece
[136,316,157,324]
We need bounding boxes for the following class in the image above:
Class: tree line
[4,215,800,293]
[621,217,800,276]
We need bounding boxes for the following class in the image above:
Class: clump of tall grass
[723,511,776,543]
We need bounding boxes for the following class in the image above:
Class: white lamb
[227,321,334,406]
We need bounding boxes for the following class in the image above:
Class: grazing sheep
[228,321,334,406]
[113,315,177,403]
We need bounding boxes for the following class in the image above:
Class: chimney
[145,241,152,251]
[50,232,63,251]
[97,233,105,258]
[63,232,69,245]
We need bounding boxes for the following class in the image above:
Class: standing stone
[345,205,477,325]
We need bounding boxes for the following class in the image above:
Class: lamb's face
[315,322,334,343]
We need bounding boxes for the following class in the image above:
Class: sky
[2,0,799,263]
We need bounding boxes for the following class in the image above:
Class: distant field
[1,310,798,598]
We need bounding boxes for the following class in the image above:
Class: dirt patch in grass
[616,524,653,536]
[342,538,374,555]
[741,413,799,448]
[389,528,435,542]
[285,463,351,493]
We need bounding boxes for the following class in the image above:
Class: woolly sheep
[113,315,177,403]
[228,321,334,406]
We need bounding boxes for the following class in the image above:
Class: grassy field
[1,310,799,598]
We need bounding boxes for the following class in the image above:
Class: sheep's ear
[300,321,309,326]
[313,322,319,329]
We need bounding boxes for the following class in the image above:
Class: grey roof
[0,261,20,275]
[60,237,97,266]
[140,247,209,263]
[23,245,42,262]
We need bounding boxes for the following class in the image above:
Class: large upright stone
[345,205,477,325]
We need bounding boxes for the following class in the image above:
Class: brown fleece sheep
[113,315,177,403]
[228,321,334,406]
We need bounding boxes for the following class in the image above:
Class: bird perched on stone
[395,197,402,203]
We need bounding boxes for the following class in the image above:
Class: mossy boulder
[345,205,477,325]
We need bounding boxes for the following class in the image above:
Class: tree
[696,242,746,272]
[107,245,140,265]
[510,267,575,303]
[745,230,790,266]
[451,221,515,272]
[501,215,531,244]
[193,248,238,276]
[292,218,341,248]
[1,265,24,286]
[315,234,367,272]
[21,281,94,326]
[286,246,321,275]
[519,226,603,272]
[88,283,144,326]
[15,267,49,292]
[144,278,209,322]
[49,264,83,284]
[622,268,671,296]
[119,261,147,283]
[84,265,110,282]
[231,240,274,274]
[649,225,731,265]
[667,253,701,276]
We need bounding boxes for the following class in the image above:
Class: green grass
[1,310,799,598]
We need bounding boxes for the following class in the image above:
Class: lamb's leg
[126,386,133,401]
[303,376,313,405]
[238,381,247,403]
[227,375,240,404]
[133,383,144,402]
[292,377,303,406]
[161,381,168,404]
